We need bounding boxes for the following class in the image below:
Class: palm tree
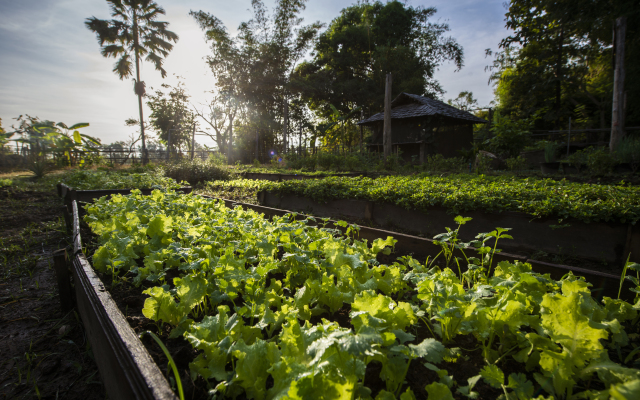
[86,0,178,164]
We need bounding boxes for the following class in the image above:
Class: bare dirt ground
[0,176,106,400]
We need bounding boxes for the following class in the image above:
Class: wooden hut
[357,92,487,162]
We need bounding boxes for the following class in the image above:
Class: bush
[586,147,614,175]
[544,142,558,162]
[566,149,589,171]
[505,155,527,171]
[285,152,385,172]
[423,154,467,173]
[162,158,231,186]
[616,136,640,172]
[484,112,533,158]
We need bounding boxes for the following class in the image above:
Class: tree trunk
[555,24,564,128]
[133,10,148,165]
[227,115,234,165]
[255,128,260,163]
[360,109,364,153]
[610,16,627,152]
[383,73,392,160]
[283,101,288,155]
[190,124,195,160]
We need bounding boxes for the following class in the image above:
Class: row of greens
[85,190,640,399]
[59,169,183,190]
[206,175,640,224]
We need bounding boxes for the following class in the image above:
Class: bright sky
[0,0,510,147]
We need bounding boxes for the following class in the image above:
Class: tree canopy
[293,0,464,120]
[488,0,639,130]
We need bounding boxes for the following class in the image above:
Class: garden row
[71,189,640,400]
[207,175,640,265]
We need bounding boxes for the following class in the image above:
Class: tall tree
[191,0,323,160]
[146,81,196,153]
[490,0,639,131]
[293,1,463,121]
[86,0,178,164]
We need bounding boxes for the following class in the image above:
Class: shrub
[586,147,614,175]
[544,142,558,163]
[163,158,230,186]
[566,149,589,171]
[505,155,527,171]
[484,112,533,158]
[423,154,467,172]
[616,136,640,172]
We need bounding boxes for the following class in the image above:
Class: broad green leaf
[408,338,445,363]
[69,122,90,129]
[425,382,454,400]
[507,373,534,400]
[480,364,504,389]
[73,130,82,144]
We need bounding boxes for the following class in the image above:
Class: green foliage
[215,174,640,223]
[585,147,615,175]
[616,136,640,171]
[190,1,323,152]
[484,112,533,158]
[544,142,558,163]
[423,155,467,173]
[146,81,196,152]
[85,191,640,399]
[59,169,181,190]
[505,155,527,171]
[162,158,230,186]
[566,146,616,175]
[565,149,588,171]
[9,116,99,167]
[86,0,179,162]
[295,0,463,121]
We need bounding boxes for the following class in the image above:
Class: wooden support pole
[53,249,73,312]
[610,16,627,152]
[383,73,392,160]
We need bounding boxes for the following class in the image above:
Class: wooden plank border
[71,200,178,400]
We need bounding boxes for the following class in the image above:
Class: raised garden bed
[242,171,383,182]
[258,190,640,266]
[64,189,640,400]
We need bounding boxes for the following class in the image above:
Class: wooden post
[53,249,73,312]
[610,16,627,152]
[298,124,302,155]
[383,73,392,160]
[190,124,196,160]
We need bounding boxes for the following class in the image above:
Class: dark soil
[0,186,105,400]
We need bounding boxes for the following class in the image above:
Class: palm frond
[101,44,125,58]
[145,52,167,78]
[113,54,133,79]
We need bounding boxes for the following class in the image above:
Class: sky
[0,0,511,147]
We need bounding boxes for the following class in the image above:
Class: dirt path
[0,184,106,400]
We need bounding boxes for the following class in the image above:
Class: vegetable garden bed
[65,188,640,400]
[241,171,384,182]
[258,191,640,266]
[206,175,640,265]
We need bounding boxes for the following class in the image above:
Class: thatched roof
[357,93,487,125]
